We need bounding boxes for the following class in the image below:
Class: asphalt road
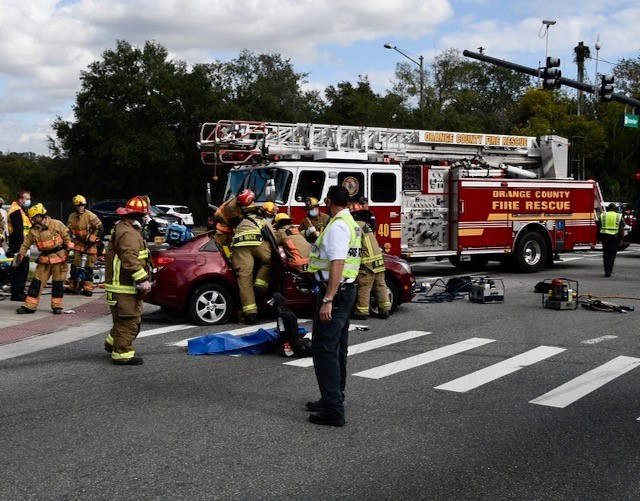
[2,248,640,500]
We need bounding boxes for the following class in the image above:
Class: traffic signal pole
[463,50,640,108]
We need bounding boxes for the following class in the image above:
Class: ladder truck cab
[200,120,602,273]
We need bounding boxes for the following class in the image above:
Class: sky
[1,0,639,156]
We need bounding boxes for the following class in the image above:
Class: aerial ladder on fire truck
[199,119,570,180]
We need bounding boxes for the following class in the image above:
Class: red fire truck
[200,120,603,272]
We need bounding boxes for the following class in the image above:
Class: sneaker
[113,357,144,366]
[16,306,35,314]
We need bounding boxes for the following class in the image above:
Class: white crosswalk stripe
[434,346,566,393]
[352,337,495,379]
[529,355,640,408]
[283,330,431,367]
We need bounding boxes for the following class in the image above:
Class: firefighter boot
[16,306,35,314]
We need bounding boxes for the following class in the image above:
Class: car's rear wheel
[188,283,234,326]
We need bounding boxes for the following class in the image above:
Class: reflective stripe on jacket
[276,224,311,267]
[105,219,150,295]
[600,211,622,236]
[19,217,71,265]
[232,216,264,247]
[358,221,385,273]
[308,212,362,279]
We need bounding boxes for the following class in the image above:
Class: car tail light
[152,256,175,270]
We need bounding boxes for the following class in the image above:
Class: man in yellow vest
[306,185,362,427]
[599,202,625,277]
[104,197,152,365]
[6,190,32,301]
[14,203,73,314]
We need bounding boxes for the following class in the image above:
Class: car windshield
[224,168,292,204]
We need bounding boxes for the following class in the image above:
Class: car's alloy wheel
[188,283,234,325]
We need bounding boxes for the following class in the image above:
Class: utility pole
[574,41,590,116]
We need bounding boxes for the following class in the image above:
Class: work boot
[379,311,390,319]
[104,342,113,353]
[80,289,93,297]
[16,306,35,314]
[245,313,258,325]
[52,308,63,315]
[352,313,368,320]
[113,357,144,366]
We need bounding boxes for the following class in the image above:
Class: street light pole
[384,43,424,117]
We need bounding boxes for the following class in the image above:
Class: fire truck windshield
[224,168,292,204]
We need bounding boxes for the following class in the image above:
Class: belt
[318,280,356,290]
[40,245,65,256]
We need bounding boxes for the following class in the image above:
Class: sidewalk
[0,289,110,346]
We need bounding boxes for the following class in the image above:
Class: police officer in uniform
[212,189,255,259]
[306,185,362,427]
[599,202,625,277]
[15,203,73,315]
[231,202,277,325]
[104,197,152,365]
[66,194,104,295]
[352,208,391,320]
[298,197,330,243]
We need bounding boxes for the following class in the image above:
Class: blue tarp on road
[187,327,308,356]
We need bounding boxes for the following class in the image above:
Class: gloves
[137,280,152,292]
[305,226,316,237]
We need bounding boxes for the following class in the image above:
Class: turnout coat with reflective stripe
[105,219,150,294]
[67,209,103,254]
[19,216,72,264]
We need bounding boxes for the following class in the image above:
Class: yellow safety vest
[308,212,362,279]
[7,202,31,236]
[600,211,622,236]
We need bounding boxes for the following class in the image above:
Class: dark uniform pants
[355,267,391,316]
[10,256,29,300]
[312,283,357,421]
[601,233,620,275]
[105,292,143,362]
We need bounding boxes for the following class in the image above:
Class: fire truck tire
[514,232,547,273]
[188,282,234,325]
[370,278,399,315]
[448,255,489,271]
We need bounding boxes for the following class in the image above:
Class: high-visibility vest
[358,221,385,273]
[7,202,30,236]
[600,211,622,236]
[308,212,362,279]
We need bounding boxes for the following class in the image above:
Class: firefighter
[15,203,73,315]
[230,202,277,325]
[274,212,311,272]
[212,189,256,258]
[298,197,330,243]
[66,194,104,296]
[351,207,391,320]
[103,196,152,365]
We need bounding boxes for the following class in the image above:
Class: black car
[91,199,182,241]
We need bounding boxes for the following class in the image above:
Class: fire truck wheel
[514,232,547,273]
[188,282,234,325]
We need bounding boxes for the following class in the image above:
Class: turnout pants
[105,292,143,362]
[69,251,97,292]
[23,261,68,312]
[354,267,391,316]
[231,244,272,315]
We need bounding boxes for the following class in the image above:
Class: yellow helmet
[261,201,278,216]
[274,212,292,224]
[72,194,87,206]
[28,203,47,219]
[304,197,319,209]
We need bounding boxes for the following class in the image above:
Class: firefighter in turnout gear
[212,189,255,259]
[274,212,311,272]
[103,197,152,365]
[231,203,277,325]
[15,203,73,315]
[298,197,330,244]
[351,208,391,320]
[66,194,104,295]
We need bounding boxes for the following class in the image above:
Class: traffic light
[542,57,561,90]
[600,74,614,103]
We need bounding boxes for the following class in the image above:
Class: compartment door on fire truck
[369,169,401,256]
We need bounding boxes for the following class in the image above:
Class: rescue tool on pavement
[199,120,604,273]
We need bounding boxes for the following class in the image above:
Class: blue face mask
[23,199,31,209]
[309,209,318,217]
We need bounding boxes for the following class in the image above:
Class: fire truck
[199,120,602,273]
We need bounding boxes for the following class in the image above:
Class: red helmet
[116,196,150,216]
[237,189,255,207]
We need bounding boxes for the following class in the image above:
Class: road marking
[434,346,566,393]
[138,324,194,338]
[352,337,495,380]
[582,335,618,345]
[284,330,432,367]
[529,355,640,408]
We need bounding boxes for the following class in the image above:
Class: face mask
[23,199,31,209]
[266,216,274,223]
[309,209,318,217]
